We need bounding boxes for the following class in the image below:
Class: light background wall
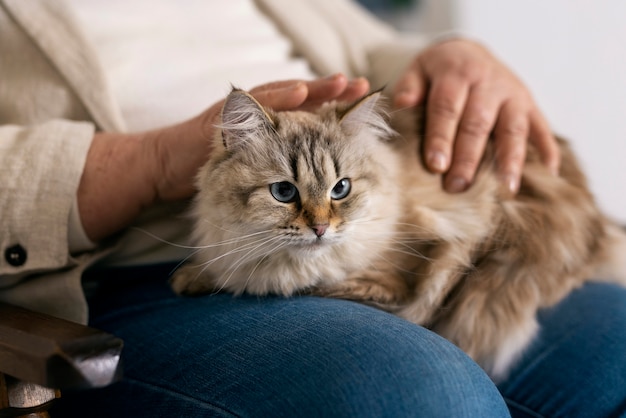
[370,0,626,223]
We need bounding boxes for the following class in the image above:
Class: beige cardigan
[0,0,425,322]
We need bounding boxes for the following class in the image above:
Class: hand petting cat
[393,38,560,194]
[76,76,369,242]
[147,74,371,203]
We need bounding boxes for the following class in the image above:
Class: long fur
[171,88,626,380]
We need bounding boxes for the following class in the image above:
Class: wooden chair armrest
[0,301,123,390]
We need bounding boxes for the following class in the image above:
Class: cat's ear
[338,90,395,138]
[219,88,275,150]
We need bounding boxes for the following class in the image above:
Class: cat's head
[190,88,401,292]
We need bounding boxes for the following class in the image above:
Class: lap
[55,265,626,418]
[54,264,508,417]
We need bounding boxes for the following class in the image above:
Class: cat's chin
[288,238,336,256]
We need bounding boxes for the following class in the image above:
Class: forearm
[76,131,157,242]
[76,112,211,242]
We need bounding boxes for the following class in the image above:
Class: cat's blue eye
[270,181,298,203]
[330,178,351,200]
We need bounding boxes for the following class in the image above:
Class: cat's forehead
[273,109,340,142]
[276,109,330,129]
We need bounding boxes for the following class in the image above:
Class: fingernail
[324,73,342,81]
[446,176,468,193]
[501,173,519,194]
[348,77,367,86]
[428,151,448,172]
[281,82,304,92]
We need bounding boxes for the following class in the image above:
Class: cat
[171,87,626,380]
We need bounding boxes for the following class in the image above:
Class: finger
[298,76,370,111]
[250,75,370,114]
[250,74,345,95]
[254,82,309,111]
[393,62,427,108]
[251,74,351,111]
[492,101,530,194]
[250,79,305,93]
[335,77,370,103]
[528,108,560,175]
[303,73,350,102]
[443,87,501,192]
[423,76,470,175]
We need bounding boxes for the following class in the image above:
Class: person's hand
[393,38,560,193]
[78,75,370,242]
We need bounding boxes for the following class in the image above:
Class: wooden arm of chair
[0,301,123,417]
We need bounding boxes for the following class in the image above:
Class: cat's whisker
[216,235,287,294]
[392,221,441,236]
[348,216,437,236]
[130,227,197,249]
[172,234,284,295]
[386,243,433,262]
[132,225,276,251]
[195,230,277,250]
[130,227,275,282]
[341,229,435,248]
[198,219,269,235]
[241,240,290,292]
[170,247,206,276]
[194,234,281,271]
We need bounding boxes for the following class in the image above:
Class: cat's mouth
[297,238,327,247]
[289,236,336,253]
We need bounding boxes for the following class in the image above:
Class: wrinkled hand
[393,38,560,193]
[80,75,369,242]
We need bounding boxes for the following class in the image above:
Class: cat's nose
[311,223,329,238]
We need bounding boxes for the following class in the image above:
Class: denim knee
[59,290,511,417]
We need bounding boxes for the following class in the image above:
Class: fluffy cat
[171,88,626,380]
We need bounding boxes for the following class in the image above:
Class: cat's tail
[591,221,626,284]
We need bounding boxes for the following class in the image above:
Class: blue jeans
[54,264,626,417]
[498,282,626,417]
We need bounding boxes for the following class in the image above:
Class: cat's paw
[170,265,217,296]
[313,275,408,310]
